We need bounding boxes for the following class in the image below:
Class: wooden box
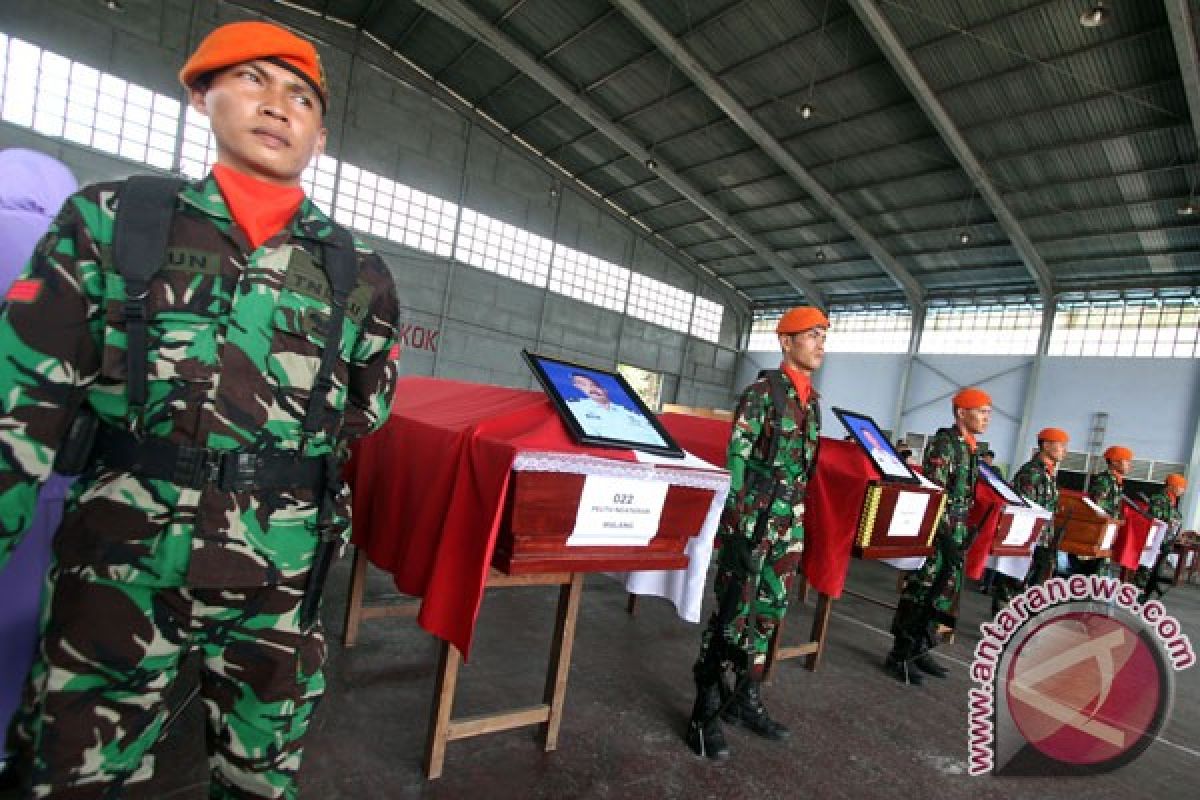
[854,481,945,559]
[493,470,715,574]
[1055,493,1118,558]
[990,508,1050,557]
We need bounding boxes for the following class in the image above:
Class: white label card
[888,491,930,538]
[568,476,669,547]
[1001,511,1038,546]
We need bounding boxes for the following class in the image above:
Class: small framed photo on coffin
[832,407,920,485]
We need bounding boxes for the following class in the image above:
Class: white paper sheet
[888,491,930,538]
[567,475,669,547]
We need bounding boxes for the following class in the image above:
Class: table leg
[804,592,833,672]
[424,638,461,781]
[342,546,370,648]
[626,593,639,616]
[541,573,584,751]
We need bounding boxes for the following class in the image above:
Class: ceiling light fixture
[548,183,560,199]
[1079,1,1109,29]
[644,157,658,172]
[101,0,125,11]
[815,248,826,263]
[1177,202,1195,217]
[799,102,814,120]
[959,230,971,245]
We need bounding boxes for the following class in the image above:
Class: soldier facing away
[885,387,991,685]
[686,306,826,760]
[0,21,400,799]
[990,426,1068,615]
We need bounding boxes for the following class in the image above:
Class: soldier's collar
[180,174,338,245]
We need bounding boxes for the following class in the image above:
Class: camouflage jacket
[923,426,978,520]
[0,175,400,587]
[719,370,820,541]
[1088,470,1123,518]
[1147,489,1182,533]
[1013,456,1059,546]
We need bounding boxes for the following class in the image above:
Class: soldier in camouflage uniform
[0,22,399,799]
[885,387,990,686]
[1069,445,1132,577]
[1134,473,1187,597]
[685,306,826,760]
[990,427,1067,615]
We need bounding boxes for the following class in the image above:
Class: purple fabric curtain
[0,149,78,749]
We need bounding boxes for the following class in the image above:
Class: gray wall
[0,0,744,409]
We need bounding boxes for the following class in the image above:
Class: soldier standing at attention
[0,21,399,799]
[686,306,826,760]
[1070,445,1132,577]
[990,427,1067,615]
[1135,473,1187,598]
[885,387,990,685]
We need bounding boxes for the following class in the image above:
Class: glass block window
[1049,296,1199,358]
[827,308,912,353]
[455,208,553,286]
[548,244,630,313]
[691,297,723,343]
[179,105,217,179]
[300,154,338,214]
[748,312,783,351]
[920,303,1042,355]
[628,274,692,334]
[334,164,458,257]
[1,34,178,170]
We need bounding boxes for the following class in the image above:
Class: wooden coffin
[990,508,1049,557]
[854,481,945,559]
[493,470,715,574]
[1055,493,1118,558]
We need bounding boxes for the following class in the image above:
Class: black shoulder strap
[760,369,789,468]
[112,175,185,430]
[300,224,360,445]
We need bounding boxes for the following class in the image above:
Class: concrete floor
[134,556,1199,800]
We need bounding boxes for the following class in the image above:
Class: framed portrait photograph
[832,407,919,484]
[522,351,684,458]
[978,461,1028,507]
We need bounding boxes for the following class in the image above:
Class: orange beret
[952,387,991,409]
[1166,474,1187,490]
[1103,445,1133,461]
[1036,427,1068,443]
[776,306,829,334]
[180,21,327,113]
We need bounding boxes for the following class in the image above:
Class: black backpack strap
[112,175,184,433]
[299,224,360,447]
[760,369,789,469]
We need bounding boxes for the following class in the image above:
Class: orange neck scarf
[956,424,978,453]
[212,164,304,251]
[1041,454,1058,475]
[781,363,812,405]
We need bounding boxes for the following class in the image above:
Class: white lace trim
[511,451,730,491]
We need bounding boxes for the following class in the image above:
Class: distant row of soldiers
[686,305,1189,759]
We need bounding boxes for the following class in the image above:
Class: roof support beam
[610,0,924,311]
[1164,0,1200,166]
[847,0,1054,304]
[410,0,824,304]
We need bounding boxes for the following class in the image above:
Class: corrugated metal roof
[282,0,1200,308]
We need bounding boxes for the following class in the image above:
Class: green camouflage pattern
[1088,469,1123,518]
[992,456,1061,610]
[892,426,978,647]
[11,569,323,799]
[697,371,820,680]
[0,174,399,798]
[0,175,400,586]
[1134,488,1184,590]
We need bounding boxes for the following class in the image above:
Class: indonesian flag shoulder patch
[388,342,402,361]
[5,279,43,304]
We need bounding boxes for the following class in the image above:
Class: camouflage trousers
[6,568,325,799]
[1067,554,1111,577]
[991,545,1057,615]
[891,519,973,656]
[695,515,803,682]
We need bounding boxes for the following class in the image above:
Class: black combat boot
[685,669,730,759]
[721,678,790,740]
[912,650,948,678]
[884,630,925,686]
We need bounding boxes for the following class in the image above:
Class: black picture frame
[522,350,685,458]
[978,461,1029,507]
[831,407,920,484]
